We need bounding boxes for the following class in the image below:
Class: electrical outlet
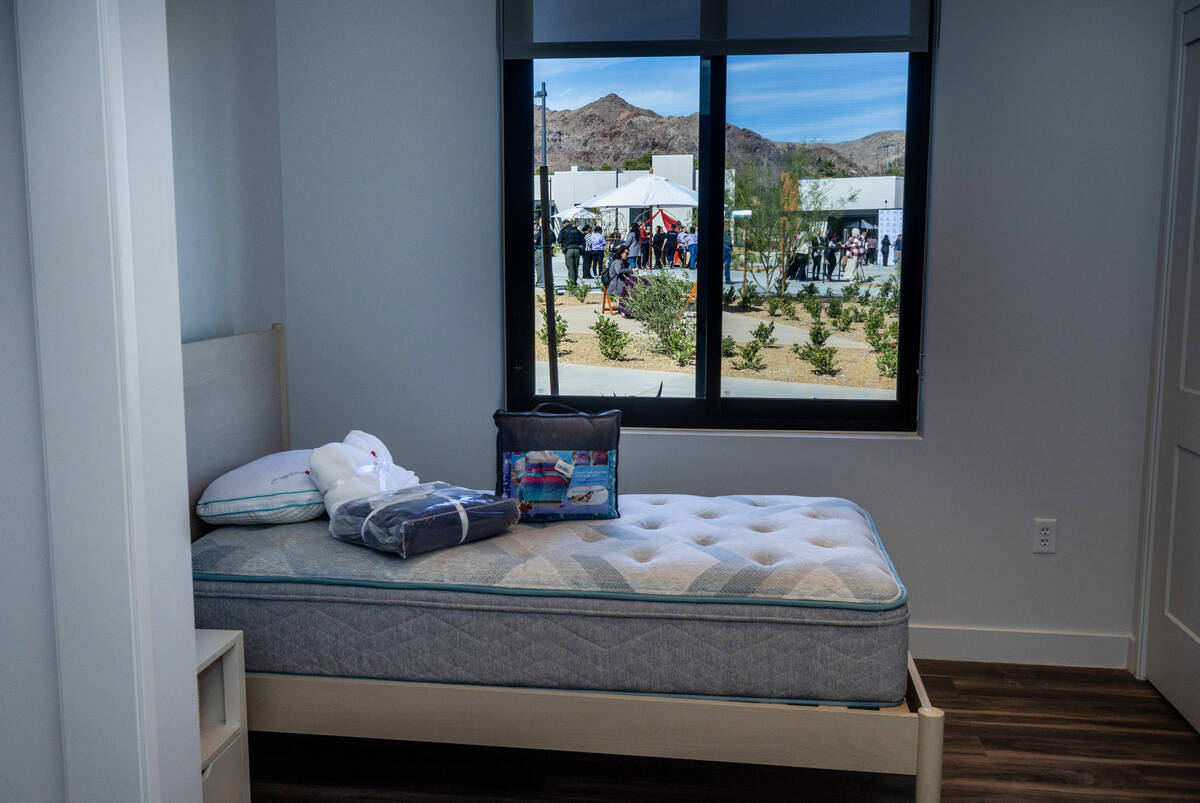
[1034,518,1057,554]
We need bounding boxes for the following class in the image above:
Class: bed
[183,326,944,801]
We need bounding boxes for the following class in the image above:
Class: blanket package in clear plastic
[329,482,520,558]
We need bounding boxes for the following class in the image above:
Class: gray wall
[0,0,65,798]
[276,0,504,482]
[168,0,285,343]
[275,0,1170,664]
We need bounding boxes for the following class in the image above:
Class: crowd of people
[784,228,902,283]
[534,218,701,288]
[534,216,902,292]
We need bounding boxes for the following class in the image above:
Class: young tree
[728,146,859,296]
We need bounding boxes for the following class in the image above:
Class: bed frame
[182,326,945,801]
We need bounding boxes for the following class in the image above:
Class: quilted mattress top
[192,494,906,610]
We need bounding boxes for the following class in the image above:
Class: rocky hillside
[532,93,904,176]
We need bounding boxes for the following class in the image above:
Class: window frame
[501,3,934,432]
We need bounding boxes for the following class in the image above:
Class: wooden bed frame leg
[915,705,945,802]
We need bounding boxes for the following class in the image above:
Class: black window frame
[501,1,934,432]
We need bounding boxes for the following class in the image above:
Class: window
[502,0,933,430]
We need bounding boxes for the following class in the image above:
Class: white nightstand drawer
[202,732,249,803]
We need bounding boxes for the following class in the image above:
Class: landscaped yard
[534,274,901,391]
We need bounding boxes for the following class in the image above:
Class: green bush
[565,280,590,304]
[803,296,823,323]
[737,286,762,309]
[537,307,568,355]
[808,345,839,375]
[876,341,898,378]
[623,273,695,358]
[833,307,854,332]
[841,283,861,302]
[765,295,784,316]
[663,328,696,366]
[722,285,738,306]
[827,298,842,318]
[589,313,631,360]
[721,335,737,357]
[798,282,819,299]
[732,341,766,371]
[864,308,886,350]
[808,322,830,347]
[751,321,777,347]
[780,298,797,319]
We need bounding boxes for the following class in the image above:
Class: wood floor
[249,660,1200,802]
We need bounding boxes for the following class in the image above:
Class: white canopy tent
[552,204,598,221]
[580,173,698,209]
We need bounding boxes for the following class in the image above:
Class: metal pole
[535,82,558,395]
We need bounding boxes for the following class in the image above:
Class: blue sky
[533,53,908,144]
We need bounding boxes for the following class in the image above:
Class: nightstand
[196,629,250,802]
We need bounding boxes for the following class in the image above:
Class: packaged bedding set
[330,481,519,558]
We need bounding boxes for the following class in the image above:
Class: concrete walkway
[535,361,895,400]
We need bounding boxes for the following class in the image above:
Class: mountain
[532,93,904,177]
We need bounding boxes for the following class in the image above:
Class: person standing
[894,234,903,267]
[580,225,593,278]
[677,227,691,269]
[796,233,812,280]
[559,219,584,284]
[866,231,878,266]
[652,225,666,269]
[880,234,891,267]
[843,227,865,281]
[623,223,643,270]
[810,231,824,281]
[825,234,840,281]
[664,224,679,269]
[687,226,699,271]
[587,225,607,279]
[639,223,651,270]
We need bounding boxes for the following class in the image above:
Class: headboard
[182,323,290,540]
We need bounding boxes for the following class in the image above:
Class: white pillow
[197,449,325,525]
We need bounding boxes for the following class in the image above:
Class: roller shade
[503,0,931,59]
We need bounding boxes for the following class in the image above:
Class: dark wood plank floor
[249,660,1200,802]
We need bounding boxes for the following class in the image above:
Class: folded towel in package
[329,481,520,558]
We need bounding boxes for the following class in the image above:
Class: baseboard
[910,624,1132,668]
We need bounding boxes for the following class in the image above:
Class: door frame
[1133,0,1200,679]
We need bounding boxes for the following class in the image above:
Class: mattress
[192,494,910,704]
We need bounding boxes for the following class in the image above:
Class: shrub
[803,296,823,323]
[722,285,738,306]
[737,286,762,309]
[780,298,797,319]
[565,280,590,304]
[663,328,696,366]
[885,321,899,342]
[808,345,839,375]
[751,320,777,347]
[808,322,830,347]
[765,295,784,316]
[877,341,898,378]
[826,298,842,318]
[721,335,737,357]
[623,273,694,357]
[537,307,568,355]
[849,304,867,323]
[798,282,819,299]
[833,307,854,332]
[732,341,766,371]
[864,308,886,350]
[590,313,631,360]
[841,283,860,302]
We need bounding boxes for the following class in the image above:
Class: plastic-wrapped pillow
[329,482,519,558]
[196,450,324,525]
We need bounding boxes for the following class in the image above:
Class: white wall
[276,0,503,483]
[274,0,1172,666]
[0,1,65,797]
[168,0,285,342]
[621,0,1173,666]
